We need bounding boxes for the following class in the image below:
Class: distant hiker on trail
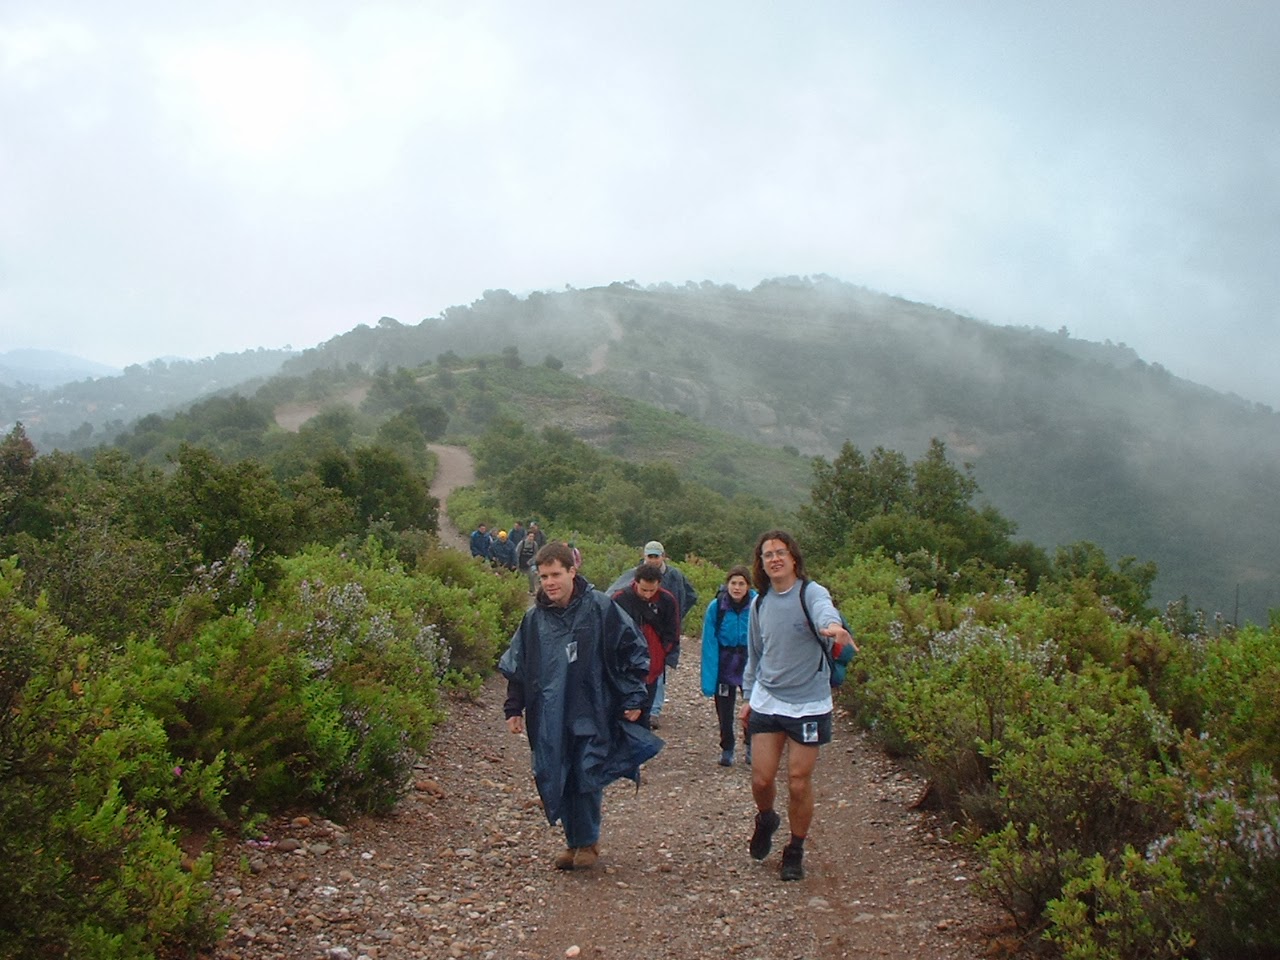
[510,520,526,547]
[516,530,540,594]
[490,529,517,570]
[469,523,492,560]
[741,529,857,882]
[500,542,662,871]
[701,565,756,767]
[605,540,698,730]
[611,563,680,729]
[528,520,547,550]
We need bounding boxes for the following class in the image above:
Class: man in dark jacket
[605,540,699,728]
[500,542,662,871]
[490,529,517,570]
[611,563,680,729]
[469,523,492,560]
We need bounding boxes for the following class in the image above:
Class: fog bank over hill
[4,276,1276,623]
[5,5,1276,410]
[288,277,1279,623]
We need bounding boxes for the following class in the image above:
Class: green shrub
[863,610,1061,809]
[1044,742,1280,959]
[165,613,313,813]
[975,665,1178,929]
[0,562,220,958]
[1045,848,1197,960]
[1191,623,1280,772]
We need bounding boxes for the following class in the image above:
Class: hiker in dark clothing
[500,542,661,871]
[611,563,680,729]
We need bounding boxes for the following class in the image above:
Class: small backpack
[753,579,856,687]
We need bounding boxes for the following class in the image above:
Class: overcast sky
[2,1,1277,405]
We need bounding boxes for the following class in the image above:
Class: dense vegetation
[791,453,1279,958]
[282,279,1279,624]
[3,327,1278,957]
[0,393,528,958]
[8,279,1277,621]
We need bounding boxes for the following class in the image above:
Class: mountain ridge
[283,277,1275,622]
[5,277,1276,623]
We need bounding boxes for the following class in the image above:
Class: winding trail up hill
[427,443,475,552]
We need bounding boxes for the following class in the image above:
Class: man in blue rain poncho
[500,541,663,870]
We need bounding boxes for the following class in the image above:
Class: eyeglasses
[761,549,790,561]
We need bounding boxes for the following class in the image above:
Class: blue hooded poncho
[499,575,663,825]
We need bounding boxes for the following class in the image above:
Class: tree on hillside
[1043,540,1158,622]
[167,444,293,563]
[0,424,38,536]
[348,446,438,532]
[800,438,1044,589]
[5,446,187,640]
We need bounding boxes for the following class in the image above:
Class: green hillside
[282,278,1279,623]
[7,276,1276,622]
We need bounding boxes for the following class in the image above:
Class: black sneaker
[749,809,781,860]
[780,842,804,881]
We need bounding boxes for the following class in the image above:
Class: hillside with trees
[274,278,1277,624]
[0,348,295,451]
[7,279,1277,621]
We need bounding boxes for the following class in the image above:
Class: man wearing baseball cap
[605,539,698,729]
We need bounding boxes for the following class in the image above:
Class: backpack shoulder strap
[797,579,820,639]
[797,580,838,679]
[714,587,730,633]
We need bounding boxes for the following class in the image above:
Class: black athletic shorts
[747,709,832,746]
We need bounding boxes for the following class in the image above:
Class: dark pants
[714,683,748,752]
[639,680,659,729]
[561,740,603,848]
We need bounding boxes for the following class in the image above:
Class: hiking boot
[573,843,599,869]
[553,847,577,870]
[780,842,804,881]
[719,749,734,767]
[649,718,661,731]
[749,809,781,860]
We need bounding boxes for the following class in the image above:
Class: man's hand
[623,709,641,722]
[506,715,525,735]
[820,623,859,654]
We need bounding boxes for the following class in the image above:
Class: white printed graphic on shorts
[802,720,819,743]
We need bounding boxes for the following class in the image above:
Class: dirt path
[585,315,624,376]
[208,444,1006,960]
[210,671,1004,960]
[273,386,372,433]
[427,443,476,551]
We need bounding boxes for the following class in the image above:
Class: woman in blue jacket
[701,565,756,766]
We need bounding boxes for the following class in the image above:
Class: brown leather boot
[573,843,599,869]
[553,847,577,870]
